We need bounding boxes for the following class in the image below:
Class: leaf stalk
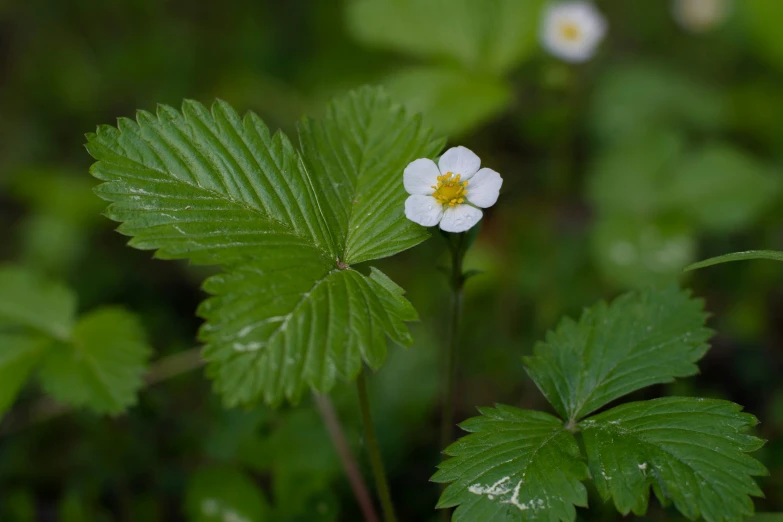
[357,367,397,522]
[314,392,380,522]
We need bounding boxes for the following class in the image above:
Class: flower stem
[313,392,380,522]
[440,233,466,455]
[438,232,469,522]
[357,367,397,522]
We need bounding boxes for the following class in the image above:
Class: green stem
[439,233,468,522]
[357,368,397,522]
[440,235,465,454]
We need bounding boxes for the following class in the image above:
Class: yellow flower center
[431,172,468,207]
[560,22,581,41]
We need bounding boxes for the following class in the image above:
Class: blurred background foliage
[2,0,783,520]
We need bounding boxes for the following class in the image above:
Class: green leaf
[0,265,77,340]
[86,87,441,406]
[579,397,766,522]
[0,268,152,416]
[686,250,783,271]
[432,406,588,522]
[297,86,442,264]
[38,307,151,414]
[523,287,712,422]
[185,467,270,522]
[385,66,512,136]
[199,263,415,405]
[0,333,49,416]
[87,98,333,264]
[346,0,544,75]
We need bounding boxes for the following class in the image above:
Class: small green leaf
[185,467,270,522]
[385,66,512,136]
[346,0,544,75]
[38,307,151,414]
[0,333,49,416]
[580,397,766,522]
[433,406,588,522]
[685,250,783,271]
[0,265,77,340]
[86,87,440,406]
[523,287,712,422]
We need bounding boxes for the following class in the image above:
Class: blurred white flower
[672,0,731,33]
[540,1,607,63]
[403,146,502,233]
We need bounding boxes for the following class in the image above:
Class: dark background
[2,0,783,520]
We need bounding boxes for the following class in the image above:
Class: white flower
[540,1,607,63]
[672,0,731,33]
[403,146,502,233]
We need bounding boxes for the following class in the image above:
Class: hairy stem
[356,368,397,522]
[440,233,466,454]
[313,392,380,522]
[439,233,467,522]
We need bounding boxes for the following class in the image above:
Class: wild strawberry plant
[85,86,441,407]
[433,287,766,522]
[0,266,150,416]
[0,86,770,522]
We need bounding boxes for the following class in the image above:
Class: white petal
[439,205,483,233]
[404,195,444,227]
[540,1,607,63]
[438,146,481,179]
[466,168,503,208]
[673,0,730,33]
[403,158,440,195]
